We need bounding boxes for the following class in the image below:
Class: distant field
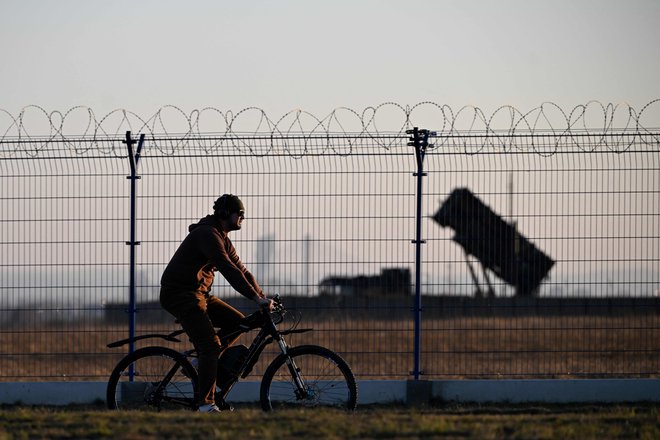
[0,315,658,380]
[0,404,657,440]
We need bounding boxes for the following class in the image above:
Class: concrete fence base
[1,379,658,407]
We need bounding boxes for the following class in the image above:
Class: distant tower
[256,234,275,287]
[303,234,311,296]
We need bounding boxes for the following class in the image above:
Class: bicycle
[106,295,358,411]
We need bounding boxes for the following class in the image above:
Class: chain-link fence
[1,103,659,381]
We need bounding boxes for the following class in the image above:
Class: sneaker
[215,398,234,412]
[197,403,222,413]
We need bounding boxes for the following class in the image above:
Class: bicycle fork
[277,337,309,400]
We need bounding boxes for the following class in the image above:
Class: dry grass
[0,315,658,381]
[0,404,658,440]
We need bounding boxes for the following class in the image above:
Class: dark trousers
[160,289,244,406]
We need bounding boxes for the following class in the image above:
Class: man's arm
[222,237,273,310]
[244,269,261,290]
[202,230,271,309]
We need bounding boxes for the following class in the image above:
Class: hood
[188,215,218,232]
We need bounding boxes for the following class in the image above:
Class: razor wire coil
[1,100,659,157]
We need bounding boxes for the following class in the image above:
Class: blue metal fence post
[407,127,431,380]
[123,131,145,377]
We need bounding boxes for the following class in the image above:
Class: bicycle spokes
[260,346,357,410]
[107,347,197,411]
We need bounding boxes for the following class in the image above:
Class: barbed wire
[0,100,658,157]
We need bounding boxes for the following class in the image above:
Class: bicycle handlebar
[270,294,284,313]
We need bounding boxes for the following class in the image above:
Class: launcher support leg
[480,262,496,298]
[464,250,484,298]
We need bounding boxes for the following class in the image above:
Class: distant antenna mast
[303,234,311,296]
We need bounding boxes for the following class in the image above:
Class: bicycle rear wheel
[260,345,357,411]
[107,346,198,411]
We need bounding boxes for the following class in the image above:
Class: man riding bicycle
[160,194,273,413]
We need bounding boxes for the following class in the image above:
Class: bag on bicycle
[217,345,249,390]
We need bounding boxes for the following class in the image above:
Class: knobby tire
[106,346,198,411]
[259,345,357,411]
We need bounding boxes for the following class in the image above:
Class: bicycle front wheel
[260,345,357,411]
[107,346,198,411]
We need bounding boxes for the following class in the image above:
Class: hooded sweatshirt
[160,215,262,300]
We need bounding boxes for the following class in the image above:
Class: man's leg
[205,295,246,404]
[163,292,222,407]
[206,295,245,347]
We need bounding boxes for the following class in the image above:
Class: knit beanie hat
[213,194,245,215]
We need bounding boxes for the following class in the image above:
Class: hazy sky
[1,0,660,126]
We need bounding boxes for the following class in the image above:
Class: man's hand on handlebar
[256,296,275,312]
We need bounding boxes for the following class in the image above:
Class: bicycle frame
[107,299,314,403]
[107,295,359,411]
[217,312,313,401]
